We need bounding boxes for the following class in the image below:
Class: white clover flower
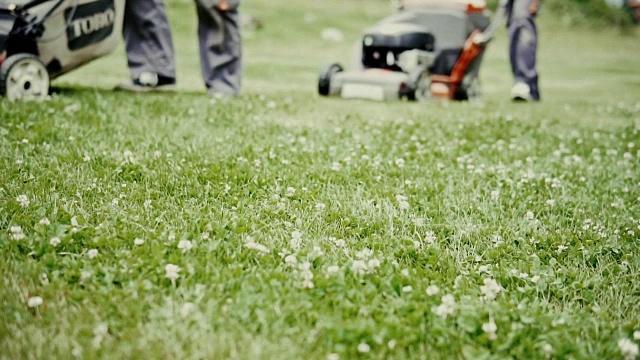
[313,246,325,257]
[81,271,92,281]
[330,237,346,247]
[396,194,410,209]
[301,268,314,289]
[424,231,437,245]
[633,331,640,341]
[525,211,535,220]
[351,260,368,275]
[546,199,556,207]
[134,238,144,246]
[83,154,91,162]
[50,237,61,247]
[87,249,99,259]
[557,244,568,254]
[123,150,135,164]
[28,296,43,307]
[327,265,340,274]
[619,338,639,360]
[39,217,50,226]
[92,323,108,348]
[327,353,340,360]
[331,162,342,171]
[71,346,82,358]
[316,202,326,211]
[153,151,162,160]
[482,319,498,341]
[433,294,455,319]
[402,286,413,293]
[286,187,296,197]
[290,231,303,250]
[442,294,455,306]
[245,239,270,254]
[480,278,501,301]
[388,339,397,349]
[10,226,25,241]
[165,264,181,280]
[180,302,197,318]
[356,248,373,260]
[357,343,370,353]
[16,195,30,208]
[426,285,440,296]
[178,240,193,253]
[395,158,405,168]
[543,343,553,353]
[367,259,381,272]
[298,261,312,272]
[284,254,298,266]
[491,190,500,201]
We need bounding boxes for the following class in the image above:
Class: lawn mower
[318,0,493,101]
[0,0,124,101]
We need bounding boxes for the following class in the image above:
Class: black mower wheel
[404,66,431,102]
[318,63,343,96]
[0,53,49,101]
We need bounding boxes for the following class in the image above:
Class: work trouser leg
[123,0,176,80]
[195,0,242,96]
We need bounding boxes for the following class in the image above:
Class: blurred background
[59,0,640,103]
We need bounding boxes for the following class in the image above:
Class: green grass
[1,0,640,359]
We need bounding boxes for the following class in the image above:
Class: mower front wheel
[405,68,432,102]
[318,63,343,96]
[0,53,50,101]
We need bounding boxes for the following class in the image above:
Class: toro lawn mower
[0,0,124,101]
[318,0,493,101]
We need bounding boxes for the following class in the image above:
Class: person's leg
[508,0,539,100]
[195,0,242,96]
[121,0,176,88]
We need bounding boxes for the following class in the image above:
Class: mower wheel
[407,68,431,102]
[318,63,343,96]
[464,76,481,100]
[0,53,50,101]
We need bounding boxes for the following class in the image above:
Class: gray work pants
[122,0,242,95]
[122,0,176,80]
[196,0,242,96]
[507,0,539,100]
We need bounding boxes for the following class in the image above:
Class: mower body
[0,0,124,100]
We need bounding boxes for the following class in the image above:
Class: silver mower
[0,0,124,101]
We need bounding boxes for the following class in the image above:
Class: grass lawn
[1,0,640,359]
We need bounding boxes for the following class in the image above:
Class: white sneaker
[114,71,176,93]
[511,82,531,101]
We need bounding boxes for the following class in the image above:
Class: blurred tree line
[485,0,636,28]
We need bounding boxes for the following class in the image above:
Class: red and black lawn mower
[318,0,493,101]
